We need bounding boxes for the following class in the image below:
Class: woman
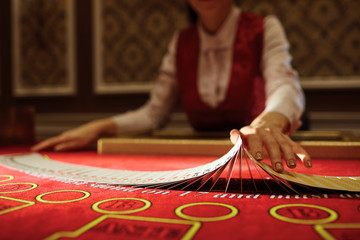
[32,0,311,172]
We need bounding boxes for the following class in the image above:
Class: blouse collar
[198,6,241,52]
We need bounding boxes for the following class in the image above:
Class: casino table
[0,134,360,240]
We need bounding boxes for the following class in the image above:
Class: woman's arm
[230,16,311,172]
[32,33,180,152]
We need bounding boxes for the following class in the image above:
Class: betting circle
[269,204,338,224]
[0,175,14,182]
[92,198,151,214]
[0,182,38,193]
[36,190,91,203]
[175,202,238,222]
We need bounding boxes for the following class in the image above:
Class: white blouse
[112,6,305,135]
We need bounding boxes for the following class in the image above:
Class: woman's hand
[31,118,117,152]
[230,112,311,172]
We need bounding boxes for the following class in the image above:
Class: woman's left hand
[229,112,311,173]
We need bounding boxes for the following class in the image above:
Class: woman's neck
[199,4,232,34]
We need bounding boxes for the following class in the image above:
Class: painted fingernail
[54,145,63,151]
[275,163,283,172]
[305,161,312,168]
[289,159,296,168]
[255,152,263,160]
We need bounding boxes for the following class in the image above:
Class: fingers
[31,132,86,152]
[283,135,312,168]
[53,140,86,152]
[236,126,264,161]
[230,129,240,144]
[236,127,312,173]
[239,127,284,172]
[272,132,297,169]
[261,130,284,172]
[31,135,68,152]
[247,133,264,161]
[31,135,86,152]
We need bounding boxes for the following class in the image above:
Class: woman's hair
[187,3,197,24]
[186,1,240,24]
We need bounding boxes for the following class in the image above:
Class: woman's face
[188,0,232,18]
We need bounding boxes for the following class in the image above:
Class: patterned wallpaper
[12,0,75,96]
[93,0,189,93]
[239,0,360,78]
[12,0,360,95]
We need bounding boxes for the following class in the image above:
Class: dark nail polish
[255,152,263,160]
[305,161,312,168]
[275,162,283,172]
[289,159,296,168]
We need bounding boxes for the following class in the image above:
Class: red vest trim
[176,12,266,131]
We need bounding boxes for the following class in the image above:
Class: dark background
[1,0,359,139]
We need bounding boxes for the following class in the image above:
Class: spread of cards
[0,137,359,192]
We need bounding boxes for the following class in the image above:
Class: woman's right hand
[31,118,117,152]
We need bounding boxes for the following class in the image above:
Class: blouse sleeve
[111,33,180,136]
[261,15,305,133]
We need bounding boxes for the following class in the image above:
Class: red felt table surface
[1,145,359,177]
[0,145,359,240]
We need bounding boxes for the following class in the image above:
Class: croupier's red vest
[176,12,266,131]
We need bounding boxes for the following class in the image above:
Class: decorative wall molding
[35,111,360,140]
[36,113,116,140]
[301,76,360,89]
[309,111,360,135]
[12,0,76,97]
[35,112,193,140]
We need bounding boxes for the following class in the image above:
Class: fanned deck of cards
[0,137,359,192]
